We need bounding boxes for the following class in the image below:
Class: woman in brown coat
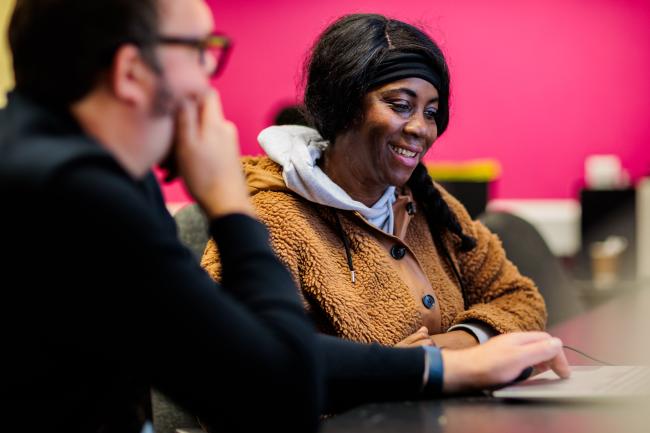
[203,14,546,350]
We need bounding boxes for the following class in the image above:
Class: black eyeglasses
[157,33,232,77]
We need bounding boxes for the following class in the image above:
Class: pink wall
[161,0,650,202]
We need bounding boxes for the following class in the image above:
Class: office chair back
[174,203,210,260]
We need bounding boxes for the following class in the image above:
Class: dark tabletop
[322,289,650,433]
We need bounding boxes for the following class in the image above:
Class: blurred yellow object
[425,159,501,182]
[0,0,16,107]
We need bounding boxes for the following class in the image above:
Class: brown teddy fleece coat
[202,157,547,345]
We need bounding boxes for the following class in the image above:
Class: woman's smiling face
[342,77,440,191]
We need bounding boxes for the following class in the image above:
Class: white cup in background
[585,155,625,189]
[590,236,628,290]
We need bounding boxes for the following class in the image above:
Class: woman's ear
[109,44,157,109]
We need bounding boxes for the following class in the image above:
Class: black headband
[367,51,441,92]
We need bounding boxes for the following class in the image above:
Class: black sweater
[0,92,323,433]
[0,93,429,433]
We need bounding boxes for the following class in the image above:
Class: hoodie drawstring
[334,207,465,295]
[334,212,356,284]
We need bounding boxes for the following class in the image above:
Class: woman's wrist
[430,330,479,350]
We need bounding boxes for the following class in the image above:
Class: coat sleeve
[201,237,223,281]
[440,190,547,333]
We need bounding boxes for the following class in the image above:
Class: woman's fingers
[396,327,430,347]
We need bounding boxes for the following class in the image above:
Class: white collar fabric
[258,125,396,234]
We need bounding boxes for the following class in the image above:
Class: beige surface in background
[0,0,15,107]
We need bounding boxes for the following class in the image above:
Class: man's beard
[152,77,180,180]
[151,77,176,117]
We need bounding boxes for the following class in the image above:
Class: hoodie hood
[242,155,287,196]
[254,125,397,234]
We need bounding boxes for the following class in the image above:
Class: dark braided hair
[408,163,476,252]
[303,13,476,251]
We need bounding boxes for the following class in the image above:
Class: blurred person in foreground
[1,0,321,431]
[0,2,568,433]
